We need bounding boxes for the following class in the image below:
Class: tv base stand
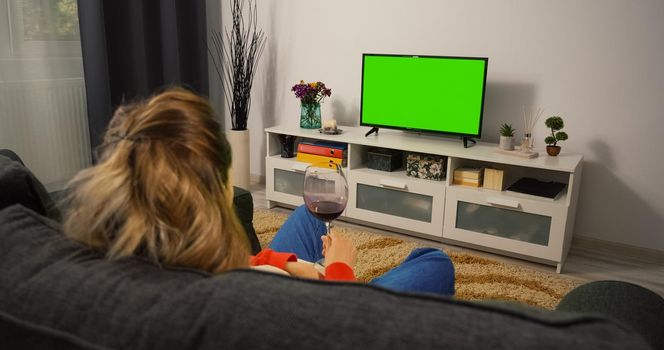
[364,127,379,137]
[462,136,476,148]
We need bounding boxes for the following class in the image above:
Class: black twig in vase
[208,0,266,131]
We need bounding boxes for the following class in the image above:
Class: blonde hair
[63,87,250,273]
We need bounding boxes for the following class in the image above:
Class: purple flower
[291,80,333,104]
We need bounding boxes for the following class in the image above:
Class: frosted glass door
[347,169,445,237]
[274,169,304,196]
[456,201,551,246]
[356,184,433,222]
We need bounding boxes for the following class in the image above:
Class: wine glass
[303,162,348,270]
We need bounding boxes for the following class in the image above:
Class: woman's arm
[250,249,321,279]
[283,260,321,279]
[251,232,357,281]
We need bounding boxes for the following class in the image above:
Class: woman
[63,87,454,295]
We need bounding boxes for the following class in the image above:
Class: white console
[265,124,583,273]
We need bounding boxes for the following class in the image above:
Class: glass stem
[325,221,331,236]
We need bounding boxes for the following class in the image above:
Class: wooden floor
[248,178,664,297]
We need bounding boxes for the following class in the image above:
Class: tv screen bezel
[360,53,489,138]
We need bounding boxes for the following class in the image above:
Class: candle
[323,119,337,130]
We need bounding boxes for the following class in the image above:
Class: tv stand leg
[365,127,379,137]
[462,136,476,148]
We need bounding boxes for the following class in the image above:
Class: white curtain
[0,0,90,190]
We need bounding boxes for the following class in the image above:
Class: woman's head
[64,87,249,273]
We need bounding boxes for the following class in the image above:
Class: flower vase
[300,102,321,129]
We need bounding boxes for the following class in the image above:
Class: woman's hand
[321,232,357,269]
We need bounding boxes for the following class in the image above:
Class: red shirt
[249,248,356,281]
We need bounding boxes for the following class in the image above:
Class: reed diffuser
[522,106,544,153]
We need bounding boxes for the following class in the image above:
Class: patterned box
[406,152,447,181]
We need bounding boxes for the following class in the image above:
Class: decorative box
[367,148,403,172]
[406,152,447,181]
[483,168,505,191]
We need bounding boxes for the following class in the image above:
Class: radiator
[0,78,91,190]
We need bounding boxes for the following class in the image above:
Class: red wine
[305,200,346,222]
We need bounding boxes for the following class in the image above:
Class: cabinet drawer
[266,157,306,207]
[443,186,567,261]
[347,169,444,237]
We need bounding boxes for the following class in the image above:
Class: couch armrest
[0,150,61,221]
[233,186,260,254]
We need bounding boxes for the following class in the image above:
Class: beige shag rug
[253,208,582,310]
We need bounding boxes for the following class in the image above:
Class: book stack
[296,141,348,167]
[453,167,483,187]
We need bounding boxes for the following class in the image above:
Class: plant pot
[546,145,561,156]
[227,129,250,190]
[499,136,514,150]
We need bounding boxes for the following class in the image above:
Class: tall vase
[227,129,250,190]
[300,102,321,129]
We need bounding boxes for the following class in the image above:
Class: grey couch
[0,204,655,350]
[0,152,659,349]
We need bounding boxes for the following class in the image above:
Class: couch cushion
[0,205,651,350]
[0,154,60,220]
[0,310,110,350]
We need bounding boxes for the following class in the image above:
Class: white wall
[222,0,664,251]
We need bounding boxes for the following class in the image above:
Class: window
[0,0,89,190]
[22,0,80,41]
[3,0,81,58]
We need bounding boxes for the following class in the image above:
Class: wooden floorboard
[248,177,664,297]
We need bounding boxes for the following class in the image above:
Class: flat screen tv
[360,54,488,139]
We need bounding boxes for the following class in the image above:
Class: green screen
[361,55,487,136]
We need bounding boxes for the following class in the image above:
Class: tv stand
[364,127,379,137]
[264,124,583,273]
[462,136,476,148]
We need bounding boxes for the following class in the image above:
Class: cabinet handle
[291,163,309,173]
[379,179,408,190]
[486,197,520,209]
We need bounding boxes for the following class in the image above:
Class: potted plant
[544,116,568,156]
[291,81,332,129]
[499,123,515,150]
[208,0,266,189]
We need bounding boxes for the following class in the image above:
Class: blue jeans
[269,205,455,296]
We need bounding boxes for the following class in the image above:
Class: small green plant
[544,116,568,146]
[499,123,515,137]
